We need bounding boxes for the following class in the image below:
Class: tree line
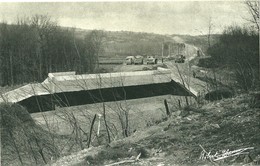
[0,15,104,86]
[198,25,259,91]
[198,1,259,91]
[216,26,258,90]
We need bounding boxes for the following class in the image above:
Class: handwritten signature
[199,145,254,162]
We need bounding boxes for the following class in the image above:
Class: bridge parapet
[1,68,181,103]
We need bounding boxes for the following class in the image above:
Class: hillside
[50,93,260,166]
[72,28,213,58]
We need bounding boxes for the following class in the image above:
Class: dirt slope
[49,94,260,166]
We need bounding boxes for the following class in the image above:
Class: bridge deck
[0,67,197,104]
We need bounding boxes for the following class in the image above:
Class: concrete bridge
[0,67,198,113]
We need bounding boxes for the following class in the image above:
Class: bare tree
[84,30,105,72]
[245,1,259,31]
[245,1,260,82]
[30,15,57,80]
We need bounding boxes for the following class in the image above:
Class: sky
[0,1,251,35]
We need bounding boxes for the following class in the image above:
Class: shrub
[197,57,219,68]
[206,26,259,91]
[205,88,234,101]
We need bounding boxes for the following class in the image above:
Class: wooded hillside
[0,15,103,86]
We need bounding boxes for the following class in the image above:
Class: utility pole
[178,43,179,55]
[161,43,164,63]
[169,43,171,57]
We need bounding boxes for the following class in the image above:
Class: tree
[0,15,100,85]
[84,30,105,73]
[245,1,259,31]
[30,15,58,80]
[207,25,259,91]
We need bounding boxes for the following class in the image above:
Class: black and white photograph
[0,1,259,165]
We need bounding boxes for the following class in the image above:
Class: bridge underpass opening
[19,80,194,113]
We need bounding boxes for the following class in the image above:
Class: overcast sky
[0,1,251,35]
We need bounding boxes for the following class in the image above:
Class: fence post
[164,99,171,117]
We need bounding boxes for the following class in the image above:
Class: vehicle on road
[134,55,144,65]
[146,56,158,64]
[175,54,185,63]
[125,56,135,65]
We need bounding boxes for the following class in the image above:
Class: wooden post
[178,99,181,109]
[97,114,102,136]
[164,99,171,116]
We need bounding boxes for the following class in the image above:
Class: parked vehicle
[147,56,158,64]
[134,55,144,65]
[175,54,185,63]
[125,56,135,65]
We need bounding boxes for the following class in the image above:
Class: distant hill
[61,27,220,58]
[72,28,175,57]
[72,27,220,58]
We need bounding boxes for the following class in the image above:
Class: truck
[175,54,185,63]
[146,56,158,64]
[133,55,144,65]
[125,56,135,65]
